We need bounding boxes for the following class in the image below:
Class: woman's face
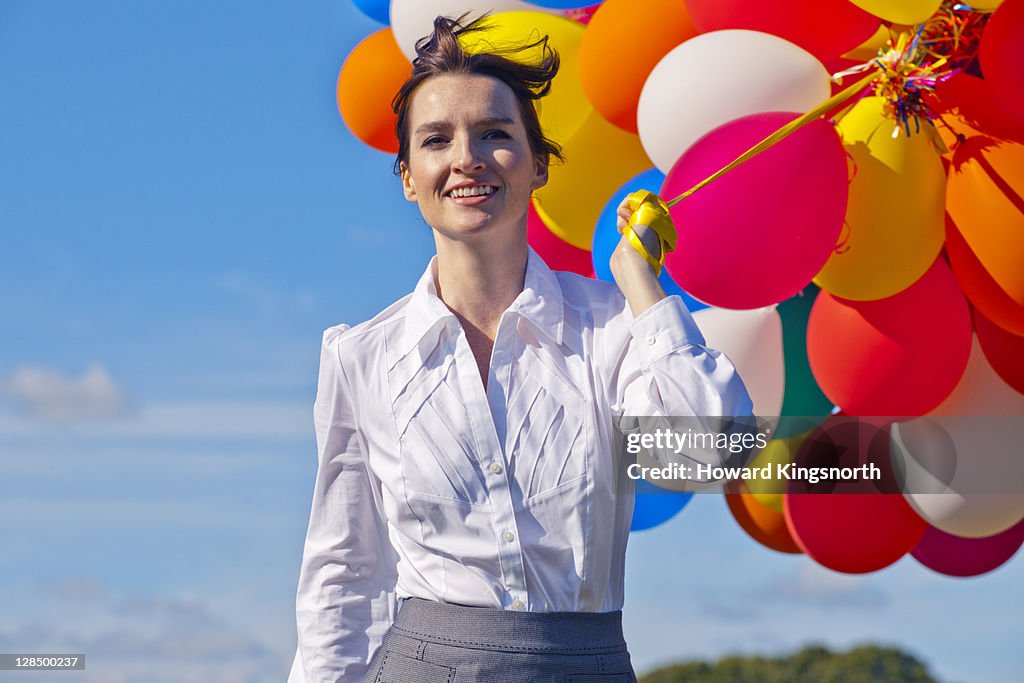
[399,73,548,244]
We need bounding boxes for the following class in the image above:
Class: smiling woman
[288,12,753,683]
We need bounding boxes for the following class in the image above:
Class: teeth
[449,186,495,198]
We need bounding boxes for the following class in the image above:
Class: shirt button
[490,462,503,475]
[511,599,524,610]
[646,335,657,345]
[502,530,515,543]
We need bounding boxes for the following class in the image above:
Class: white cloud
[0,398,310,440]
[2,580,290,683]
[0,364,134,423]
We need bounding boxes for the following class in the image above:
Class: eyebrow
[414,117,516,135]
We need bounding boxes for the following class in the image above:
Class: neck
[433,230,528,335]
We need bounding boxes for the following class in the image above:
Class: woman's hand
[609,192,672,316]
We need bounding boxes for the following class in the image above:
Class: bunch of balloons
[335,0,1024,576]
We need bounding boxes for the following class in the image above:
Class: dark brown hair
[391,12,566,176]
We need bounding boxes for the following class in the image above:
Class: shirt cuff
[629,295,706,366]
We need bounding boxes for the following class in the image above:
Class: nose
[451,134,485,174]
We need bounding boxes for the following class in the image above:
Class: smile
[446,185,498,199]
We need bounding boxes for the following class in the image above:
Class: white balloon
[636,29,831,173]
[691,306,784,419]
[391,0,560,61]
[897,336,1024,538]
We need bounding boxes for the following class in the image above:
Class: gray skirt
[364,597,637,683]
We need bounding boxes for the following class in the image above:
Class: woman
[289,13,753,683]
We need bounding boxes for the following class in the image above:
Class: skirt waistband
[392,598,627,654]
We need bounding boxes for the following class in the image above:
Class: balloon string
[663,71,882,209]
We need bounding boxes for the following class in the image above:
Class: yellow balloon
[744,435,804,513]
[850,0,941,25]
[813,97,946,301]
[533,110,653,249]
[968,0,1004,8]
[461,11,591,149]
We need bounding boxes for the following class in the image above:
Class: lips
[445,184,499,205]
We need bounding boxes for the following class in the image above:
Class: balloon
[636,30,830,173]
[934,73,1024,146]
[741,435,804,512]
[849,0,941,25]
[351,0,389,24]
[946,136,1024,310]
[974,308,1024,395]
[390,0,558,60]
[980,0,1024,127]
[533,109,652,249]
[784,418,929,574]
[662,112,848,309]
[465,11,593,147]
[591,168,707,312]
[807,257,972,416]
[946,213,1024,336]
[527,198,594,277]
[630,478,693,532]
[725,479,802,554]
[813,97,946,301]
[579,0,699,133]
[525,0,599,7]
[898,337,1024,538]
[911,518,1024,578]
[684,0,879,64]
[776,285,834,439]
[691,306,784,418]
[336,28,411,153]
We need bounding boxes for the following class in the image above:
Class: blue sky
[0,2,1021,682]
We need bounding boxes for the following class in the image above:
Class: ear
[400,160,417,202]
[531,152,549,192]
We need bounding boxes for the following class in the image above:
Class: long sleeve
[605,294,755,475]
[289,325,399,683]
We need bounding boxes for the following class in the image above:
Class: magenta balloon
[662,112,847,309]
[912,518,1024,578]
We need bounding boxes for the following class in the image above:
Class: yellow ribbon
[624,189,675,276]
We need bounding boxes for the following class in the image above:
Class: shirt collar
[398,246,565,358]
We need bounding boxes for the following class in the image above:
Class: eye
[422,135,448,147]
[484,129,511,140]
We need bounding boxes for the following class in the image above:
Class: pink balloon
[662,112,847,309]
[807,257,973,416]
[527,199,595,278]
[912,518,1024,578]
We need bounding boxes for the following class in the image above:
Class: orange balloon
[725,479,803,554]
[947,214,1024,336]
[337,28,411,154]
[579,0,699,133]
[946,136,1024,308]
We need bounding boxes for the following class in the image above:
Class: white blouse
[288,247,753,682]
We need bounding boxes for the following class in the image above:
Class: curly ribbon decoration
[624,189,675,276]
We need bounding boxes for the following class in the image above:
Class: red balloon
[947,214,1024,337]
[912,518,1024,578]
[934,73,1024,146]
[807,257,972,416]
[974,308,1024,395]
[784,418,929,574]
[684,0,879,64]
[527,198,595,277]
[980,0,1024,128]
[662,113,848,309]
